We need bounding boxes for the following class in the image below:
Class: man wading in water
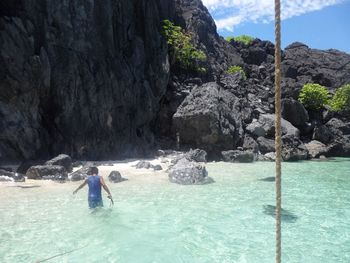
[73,167,113,208]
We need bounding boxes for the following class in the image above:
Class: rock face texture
[173,82,243,154]
[0,0,349,162]
[0,0,174,161]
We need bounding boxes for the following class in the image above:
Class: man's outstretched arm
[73,180,87,194]
[100,177,112,198]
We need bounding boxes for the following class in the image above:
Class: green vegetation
[225,35,254,45]
[162,20,206,72]
[226,65,247,79]
[234,35,254,45]
[330,84,350,112]
[298,83,329,110]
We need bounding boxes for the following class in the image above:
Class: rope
[274,1,282,263]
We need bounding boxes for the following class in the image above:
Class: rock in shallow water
[108,171,127,183]
[168,158,214,185]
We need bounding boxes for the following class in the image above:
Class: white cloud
[202,0,345,31]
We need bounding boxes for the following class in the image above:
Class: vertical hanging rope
[274,0,282,263]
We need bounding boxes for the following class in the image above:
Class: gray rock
[45,154,73,172]
[185,149,207,162]
[325,118,350,135]
[0,167,13,172]
[26,165,67,180]
[72,161,83,168]
[0,176,13,182]
[221,150,255,163]
[173,82,243,154]
[108,171,127,183]
[305,140,327,158]
[69,166,93,181]
[312,126,333,144]
[168,158,213,185]
[281,135,309,161]
[17,160,45,174]
[281,98,309,127]
[153,165,163,171]
[0,0,174,161]
[264,152,276,161]
[257,137,275,154]
[247,114,300,138]
[242,135,259,153]
[135,161,152,169]
[0,169,25,182]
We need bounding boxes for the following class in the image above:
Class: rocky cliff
[0,0,174,161]
[0,0,349,162]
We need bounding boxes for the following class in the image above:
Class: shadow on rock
[263,205,298,223]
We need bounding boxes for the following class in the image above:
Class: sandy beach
[0,157,171,192]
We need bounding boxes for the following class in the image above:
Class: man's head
[89,167,99,175]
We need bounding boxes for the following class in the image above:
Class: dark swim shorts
[88,199,103,208]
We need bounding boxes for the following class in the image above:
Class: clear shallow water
[1,159,350,263]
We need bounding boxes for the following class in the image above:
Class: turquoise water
[1,159,350,263]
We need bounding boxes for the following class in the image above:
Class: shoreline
[0,157,171,188]
[1,155,349,188]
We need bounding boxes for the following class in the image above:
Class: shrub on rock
[298,83,329,110]
[330,84,350,112]
[225,65,246,80]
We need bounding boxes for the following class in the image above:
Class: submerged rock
[168,158,213,185]
[263,205,298,223]
[259,177,275,182]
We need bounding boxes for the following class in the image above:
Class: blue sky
[202,0,350,53]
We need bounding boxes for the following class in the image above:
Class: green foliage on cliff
[234,35,254,45]
[298,83,329,110]
[225,35,254,45]
[330,84,350,112]
[226,65,246,79]
[162,20,206,72]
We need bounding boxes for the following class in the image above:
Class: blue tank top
[87,175,102,201]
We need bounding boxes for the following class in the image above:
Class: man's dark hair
[90,167,99,175]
